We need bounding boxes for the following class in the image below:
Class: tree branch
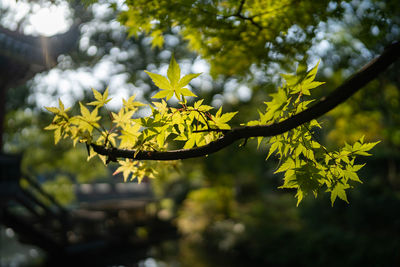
[236,0,246,16]
[92,42,400,161]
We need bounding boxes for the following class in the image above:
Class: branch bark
[92,42,400,161]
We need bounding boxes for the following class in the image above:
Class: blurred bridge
[0,154,70,253]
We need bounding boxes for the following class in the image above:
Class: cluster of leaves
[117,0,346,75]
[45,57,237,183]
[245,62,379,205]
[45,58,378,205]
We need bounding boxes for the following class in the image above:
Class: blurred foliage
[118,0,348,76]
[41,174,75,205]
[177,186,235,242]
[2,0,400,265]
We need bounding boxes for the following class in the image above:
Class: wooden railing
[0,153,70,253]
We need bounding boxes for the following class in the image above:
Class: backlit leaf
[145,71,171,90]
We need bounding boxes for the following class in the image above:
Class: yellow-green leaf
[153,90,171,99]
[178,73,201,88]
[330,183,350,206]
[145,71,171,90]
[88,87,112,107]
[167,57,180,87]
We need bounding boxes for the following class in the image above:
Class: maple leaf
[97,132,118,147]
[152,99,169,114]
[145,57,200,101]
[45,99,70,118]
[44,104,71,144]
[210,107,238,130]
[119,123,141,148]
[44,123,64,144]
[113,160,156,183]
[70,102,100,134]
[113,159,138,182]
[112,109,135,128]
[330,182,350,206]
[123,94,144,111]
[87,88,112,107]
[150,29,164,48]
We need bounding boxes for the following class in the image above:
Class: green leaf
[294,143,305,158]
[274,157,295,174]
[351,164,365,172]
[267,141,281,160]
[112,109,135,127]
[304,60,320,84]
[150,29,164,48]
[194,99,204,109]
[145,71,171,90]
[153,90,172,99]
[278,170,297,189]
[281,73,300,87]
[178,87,197,98]
[54,127,62,144]
[152,100,169,114]
[302,81,325,91]
[211,109,238,130]
[45,106,60,114]
[178,73,201,88]
[167,57,180,87]
[219,112,238,123]
[343,169,362,183]
[88,87,112,107]
[352,140,380,156]
[166,91,175,100]
[360,141,380,151]
[113,159,137,182]
[78,102,100,132]
[184,136,196,149]
[123,94,144,111]
[156,129,166,147]
[79,102,91,118]
[146,57,200,101]
[330,183,350,206]
[45,99,70,117]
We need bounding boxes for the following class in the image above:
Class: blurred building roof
[0,24,80,149]
[0,24,79,88]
